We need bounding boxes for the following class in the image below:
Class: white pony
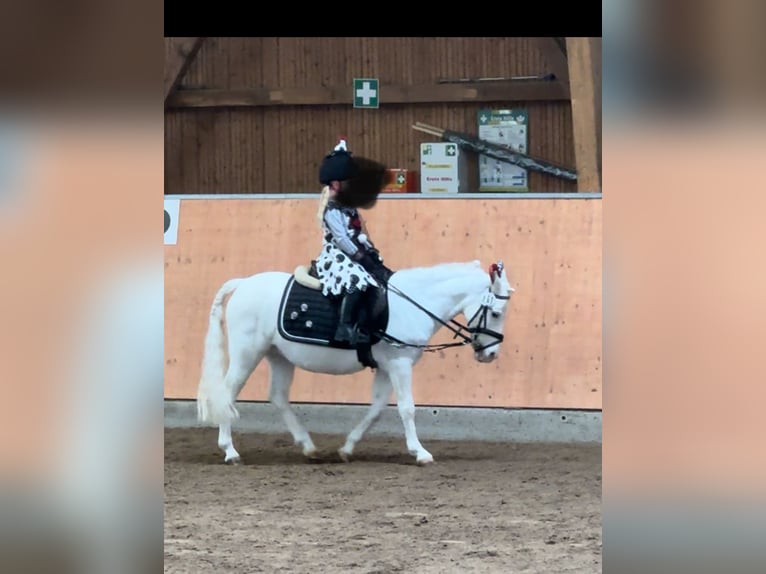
[196,258,515,465]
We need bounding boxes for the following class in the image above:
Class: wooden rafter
[164,37,205,106]
[566,37,602,193]
[166,80,569,109]
[533,37,571,86]
[553,37,568,58]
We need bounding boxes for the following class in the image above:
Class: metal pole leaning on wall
[412,122,578,182]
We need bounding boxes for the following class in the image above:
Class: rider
[315,139,390,345]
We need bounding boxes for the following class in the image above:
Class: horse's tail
[196,278,243,425]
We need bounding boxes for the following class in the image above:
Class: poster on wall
[164,198,180,245]
[478,109,529,192]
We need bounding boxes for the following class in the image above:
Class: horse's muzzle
[475,350,498,363]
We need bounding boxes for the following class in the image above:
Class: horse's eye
[491,312,500,319]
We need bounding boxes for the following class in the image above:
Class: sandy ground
[165,428,601,573]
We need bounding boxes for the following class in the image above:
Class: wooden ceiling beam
[166,80,570,109]
[164,37,205,106]
[566,37,602,193]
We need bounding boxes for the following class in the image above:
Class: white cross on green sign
[353,78,379,109]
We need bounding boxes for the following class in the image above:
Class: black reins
[377,282,510,353]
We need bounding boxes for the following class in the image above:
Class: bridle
[378,263,512,353]
[465,289,511,352]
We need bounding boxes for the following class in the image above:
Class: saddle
[279,261,392,368]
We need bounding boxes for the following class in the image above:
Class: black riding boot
[334,288,365,344]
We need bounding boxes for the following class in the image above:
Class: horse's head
[464,260,515,363]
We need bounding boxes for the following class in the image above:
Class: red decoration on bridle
[488,263,498,283]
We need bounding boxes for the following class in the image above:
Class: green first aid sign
[353,78,379,109]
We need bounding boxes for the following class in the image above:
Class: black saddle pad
[278,276,389,349]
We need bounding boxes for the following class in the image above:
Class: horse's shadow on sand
[164,428,497,467]
[171,445,495,467]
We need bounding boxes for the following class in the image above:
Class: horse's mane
[395,260,486,284]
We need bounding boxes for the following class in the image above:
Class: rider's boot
[334,288,367,344]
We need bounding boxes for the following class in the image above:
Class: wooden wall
[165,37,577,195]
[164,197,601,410]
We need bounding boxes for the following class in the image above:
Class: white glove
[358,233,373,249]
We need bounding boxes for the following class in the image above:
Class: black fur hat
[319,140,391,209]
[335,156,390,209]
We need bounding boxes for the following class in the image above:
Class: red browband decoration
[489,263,498,282]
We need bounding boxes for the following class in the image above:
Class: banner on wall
[478,109,529,192]
[164,199,180,245]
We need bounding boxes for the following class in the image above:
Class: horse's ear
[489,261,505,283]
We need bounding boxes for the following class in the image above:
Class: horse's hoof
[338,448,352,463]
[304,449,322,461]
[225,456,242,465]
[417,456,434,466]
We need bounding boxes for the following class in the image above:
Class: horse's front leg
[339,368,392,461]
[388,359,433,465]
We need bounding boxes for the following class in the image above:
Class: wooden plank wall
[164,197,601,410]
[164,38,576,195]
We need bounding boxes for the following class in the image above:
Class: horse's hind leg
[218,423,240,464]
[339,369,392,461]
[217,337,268,464]
[266,353,319,459]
